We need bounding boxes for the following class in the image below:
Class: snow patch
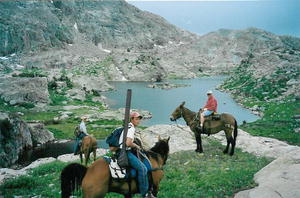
[73,23,78,31]
[0,56,8,60]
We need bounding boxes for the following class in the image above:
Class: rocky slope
[1,0,299,84]
[220,28,300,101]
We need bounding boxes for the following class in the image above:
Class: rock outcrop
[28,123,54,146]
[0,113,54,168]
[0,113,32,168]
[235,149,300,198]
[0,77,49,105]
[141,124,198,153]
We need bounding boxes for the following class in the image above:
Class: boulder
[0,77,49,105]
[141,124,198,153]
[72,76,113,93]
[28,123,55,146]
[212,129,299,158]
[235,150,300,198]
[90,108,152,121]
[0,113,32,168]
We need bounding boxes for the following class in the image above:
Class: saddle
[103,153,152,180]
[205,112,221,121]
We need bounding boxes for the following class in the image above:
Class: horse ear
[166,136,170,143]
[180,101,185,107]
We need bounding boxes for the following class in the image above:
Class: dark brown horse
[61,136,170,198]
[170,101,238,155]
[80,135,97,166]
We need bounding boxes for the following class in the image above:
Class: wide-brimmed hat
[206,90,213,94]
[81,116,88,121]
[130,112,143,119]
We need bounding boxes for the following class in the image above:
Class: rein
[138,150,164,172]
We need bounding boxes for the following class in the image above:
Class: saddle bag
[109,158,127,179]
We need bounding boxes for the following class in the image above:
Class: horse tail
[233,119,238,142]
[60,163,87,198]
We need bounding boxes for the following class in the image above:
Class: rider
[74,116,89,155]
[200,90,218,128]
[119,111,155,198]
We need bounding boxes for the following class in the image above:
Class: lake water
[103,76,259,126]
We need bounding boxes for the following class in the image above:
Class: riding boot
[143,192,156,198]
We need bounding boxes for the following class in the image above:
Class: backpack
[74,126,82,137]
[106,126,131,152]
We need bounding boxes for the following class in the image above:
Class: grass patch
[240,99,300,145]
[0,161,67,198]
[22,111,60,122]
[0,140,271,198]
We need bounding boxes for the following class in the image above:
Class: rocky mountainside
[218,28,300,101]
[0,0,299,106]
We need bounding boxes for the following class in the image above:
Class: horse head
[170,101,185,121]
[150,136,170,165]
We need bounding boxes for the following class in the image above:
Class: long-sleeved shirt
[80,121,89,135]
[204,96,218,112]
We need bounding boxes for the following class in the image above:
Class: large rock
[72,76,113,93]
[0,77,49,105]
[141,124,198,153]
[28,123,54,146]
[90,108,152,121]
[0,113,32,168]
[235,149,300,198]
[212,129,299,158]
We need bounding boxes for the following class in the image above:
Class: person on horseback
[200,90,218,128]
[74,116,89,155]
[119,111,155,198]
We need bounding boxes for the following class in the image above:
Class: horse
[170,101,238,155]
[60,136,170,198]
[80,135,97,166]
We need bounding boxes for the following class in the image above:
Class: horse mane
[182,106,196,116]
[146,140,169,164]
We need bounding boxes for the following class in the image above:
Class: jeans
[73,132,87,154]
[127,151,149,196]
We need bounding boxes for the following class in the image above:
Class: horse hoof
[223,150,228,154]
[195,149,203,153]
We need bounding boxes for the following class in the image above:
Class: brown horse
[170,101,238,155]
[80,135,97,166]
[61,136,170,198]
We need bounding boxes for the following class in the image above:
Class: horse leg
[195,133,203,153]
[229,136,236,156]
[224,129,235,156]
[223,133,230,154]
[85,150,90,166]
[80,152,83,164]
[93,149,96,162]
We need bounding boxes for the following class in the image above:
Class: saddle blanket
[103,156,152,180]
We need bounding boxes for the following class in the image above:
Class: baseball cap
[130,112,143,119]
[206,90,213,94]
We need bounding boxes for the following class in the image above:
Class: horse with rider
[170,90,238,155]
